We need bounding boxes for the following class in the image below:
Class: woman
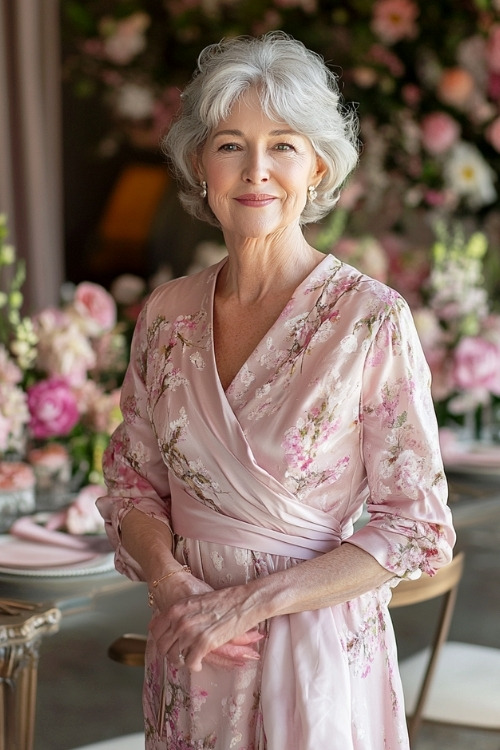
[98,33,455,750]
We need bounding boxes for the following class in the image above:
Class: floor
[33,474,500,750]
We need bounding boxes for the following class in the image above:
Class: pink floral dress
[98,254,455,750]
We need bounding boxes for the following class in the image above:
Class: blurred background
[1,0,500,511]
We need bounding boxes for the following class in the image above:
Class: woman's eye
[275,143,295,152]
[219,143,239,152]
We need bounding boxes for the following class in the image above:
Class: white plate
[0,536,115,578]
[442,441,500,477]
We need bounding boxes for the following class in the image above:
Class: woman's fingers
[228,629,264,646]
[149,608,263,672]
[188,640,261,672]
[149,582,264,672]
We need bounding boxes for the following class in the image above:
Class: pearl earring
[200,180,207,199]
[308,185,317,203]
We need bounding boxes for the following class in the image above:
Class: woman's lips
[235,194,277,207]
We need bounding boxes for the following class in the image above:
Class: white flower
[0,381,29,452]
[113,83,155,120]
[412,308,444,350]
[35,314,96,387]
[444,141,497,208]
[110,274,146,305]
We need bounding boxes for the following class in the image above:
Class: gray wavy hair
[162,32,359,227]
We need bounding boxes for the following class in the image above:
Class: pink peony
[27,377,80,439]
[371,0,419,45]
[421,112,460,155]
[452,336,500,395]
[72,282,117,335]
[437,68,474,108]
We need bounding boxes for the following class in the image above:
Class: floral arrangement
[412,224,500,438]
[60,1,499,287]
[0,214,128,489]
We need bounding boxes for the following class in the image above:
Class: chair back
[389,550,465,746]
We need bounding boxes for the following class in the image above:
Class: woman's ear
[314,156,328,184]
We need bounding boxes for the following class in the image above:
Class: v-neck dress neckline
[208,253,342,399]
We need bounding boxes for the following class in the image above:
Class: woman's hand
[149,572,263,672]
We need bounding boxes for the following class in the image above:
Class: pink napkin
[0,540,100,569]
[9,516,112,554]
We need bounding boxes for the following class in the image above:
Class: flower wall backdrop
[44,1,493,443]
[61,1,500,281]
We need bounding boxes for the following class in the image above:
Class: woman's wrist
[147,564,192,607]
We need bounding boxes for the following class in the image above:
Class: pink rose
[371,0,419,45]
[27,377,80,439]
[452,336,500,395]
[437,68,474,108]
[421,112,460,155]
[73,282,117,334]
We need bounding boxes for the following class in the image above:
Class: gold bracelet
[147,565,191,608]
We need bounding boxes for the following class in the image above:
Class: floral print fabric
[99,254,455,749]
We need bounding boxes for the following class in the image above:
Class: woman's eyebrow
[212,128,300,138]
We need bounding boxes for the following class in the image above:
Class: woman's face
[198,88,326,240]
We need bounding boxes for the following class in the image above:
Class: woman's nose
[242,148,270,183]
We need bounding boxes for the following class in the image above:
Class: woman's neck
[218,228,324,306]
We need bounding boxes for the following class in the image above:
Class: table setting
[439,428,500,479]
[0,484,116,593]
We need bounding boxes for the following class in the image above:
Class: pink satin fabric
[99,255,455,748]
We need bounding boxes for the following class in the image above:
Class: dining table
[0,516,136,750]
[0,449,499,750]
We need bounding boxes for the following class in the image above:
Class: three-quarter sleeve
[348,294,456,578]
[97,304,173,580]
